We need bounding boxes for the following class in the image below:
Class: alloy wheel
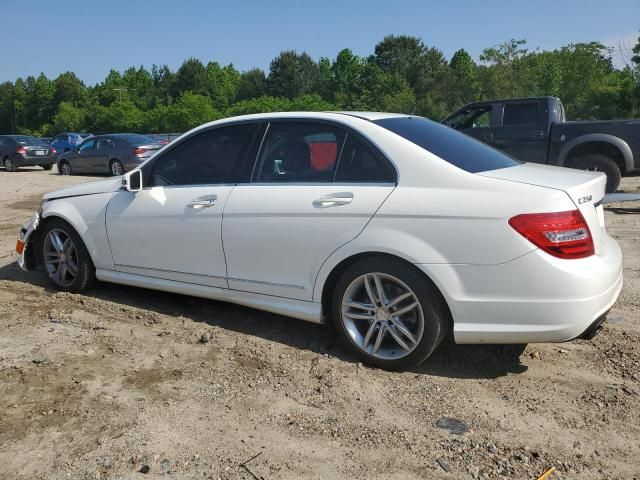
[111,161,123,176]
[341,272,424,360]
[4,158,13,171]
[43,228,79,288]
[60,163,71,175]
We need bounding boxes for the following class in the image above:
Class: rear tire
[331,257,449,370]
[110,159,124,176]
[38,218,95,293]
[59,161,72,176]
[572,154,621,193]
[42,164,53,171]
[4,157,17,172]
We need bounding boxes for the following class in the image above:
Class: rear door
[222,121,396,301]
[493,100,548,163]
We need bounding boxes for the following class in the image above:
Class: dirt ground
[0,168,638,480]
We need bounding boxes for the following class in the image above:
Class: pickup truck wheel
[573,154,621,193]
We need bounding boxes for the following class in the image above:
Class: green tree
[53,102,86,132]
[164,92,219,131]
[206,62,241,110]
[173,58,208,97]
[236,68,267,101]
[267,50,320,99]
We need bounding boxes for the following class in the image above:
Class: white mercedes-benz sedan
[16,112,623,370]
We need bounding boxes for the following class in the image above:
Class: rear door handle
[313,192,353,208]
[188,195,217,209]
[482,132,494,141]
[532,130,545,139]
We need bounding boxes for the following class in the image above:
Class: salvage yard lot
[0,170,639,479]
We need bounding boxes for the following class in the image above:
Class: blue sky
[2,0,638,85]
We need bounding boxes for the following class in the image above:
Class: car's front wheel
[38,219,95,293]
[332,257,449,370]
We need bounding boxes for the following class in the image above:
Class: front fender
[41,193,116,270]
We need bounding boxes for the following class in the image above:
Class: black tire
[109,159,124,176]
[37,218,96,293]
[42,164,53,171]
[572,154,621,193]
[331,256,449,370]
[3,157,17,172]
[59,161,72,176]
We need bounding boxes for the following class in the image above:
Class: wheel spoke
[392,318,417,345]
[345,301,374,312]
[390,301,419,317]
[56,262,67,283]
[372,274,387,305]
[372,325,386,354]
[388,325,412,351]
[343,311,375,321]
[362,321,378,349]
[66,257,78,277]
[386,291,413,310]
[363,274,377,305]
[49,231,65,252]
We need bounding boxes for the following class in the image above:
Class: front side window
[335,134,396,183]
[149,124,257,186]
[78,139,96,152]
[254,123,346,183]
[502,102,539,126]
[374,116,520,173]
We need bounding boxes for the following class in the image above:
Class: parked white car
[16,112,623,369]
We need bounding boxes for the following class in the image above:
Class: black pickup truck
[442,96,640,192]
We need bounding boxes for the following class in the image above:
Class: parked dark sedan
[57,134,164,176]
[0,135,57,171]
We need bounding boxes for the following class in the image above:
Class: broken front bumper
[16,212,40,271]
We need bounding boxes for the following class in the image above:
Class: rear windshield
[373,116,520,173]
[11,135,44,145]
[114,134,155,145]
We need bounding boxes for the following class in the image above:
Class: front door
[105,123,260,288]
[71,138,97,173]
[222,122,397,301]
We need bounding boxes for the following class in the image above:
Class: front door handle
[532,130,545,139]
[313,192,353,208]
[188,195,217,209]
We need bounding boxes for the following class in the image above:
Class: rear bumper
[418,236,623,344]
[13,154,57,166]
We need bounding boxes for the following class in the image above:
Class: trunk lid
[478,163,608,253]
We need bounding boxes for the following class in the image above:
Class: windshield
[12,135,44,145]
[373,116,521,173]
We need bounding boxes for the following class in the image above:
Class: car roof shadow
[0,261,527,379]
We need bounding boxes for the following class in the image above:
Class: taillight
[508,210,594,259]
[50,147,57,154]
[132,147,148,155]
[16,146,27,155]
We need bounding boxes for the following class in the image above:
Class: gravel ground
[0,168,638,480]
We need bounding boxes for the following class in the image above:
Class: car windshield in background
[115,134,156,145]
[373,116,521,173]
[13,135,44,145]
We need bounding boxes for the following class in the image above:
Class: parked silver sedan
[56,134,164,176]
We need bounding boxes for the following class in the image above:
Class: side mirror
[122,169,143,192]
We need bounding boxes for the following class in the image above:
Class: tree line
[1,34,639,136]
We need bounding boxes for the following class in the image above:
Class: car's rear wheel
[39,219,95,293]
[332,257,449,370]
[573,154,621,193]
[4,157,17,172]
[110,159,124,176]
[42,164,53,171]
[59,161,72,176]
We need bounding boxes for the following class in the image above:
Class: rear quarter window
[373,116,520,173]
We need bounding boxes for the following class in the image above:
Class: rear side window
[149,124,257,186]
[254,123,347,183]
[335,134,396,183]
[374,116,520,173]
[502,102,539,126]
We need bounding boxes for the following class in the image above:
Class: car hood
[43,177,123,200]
